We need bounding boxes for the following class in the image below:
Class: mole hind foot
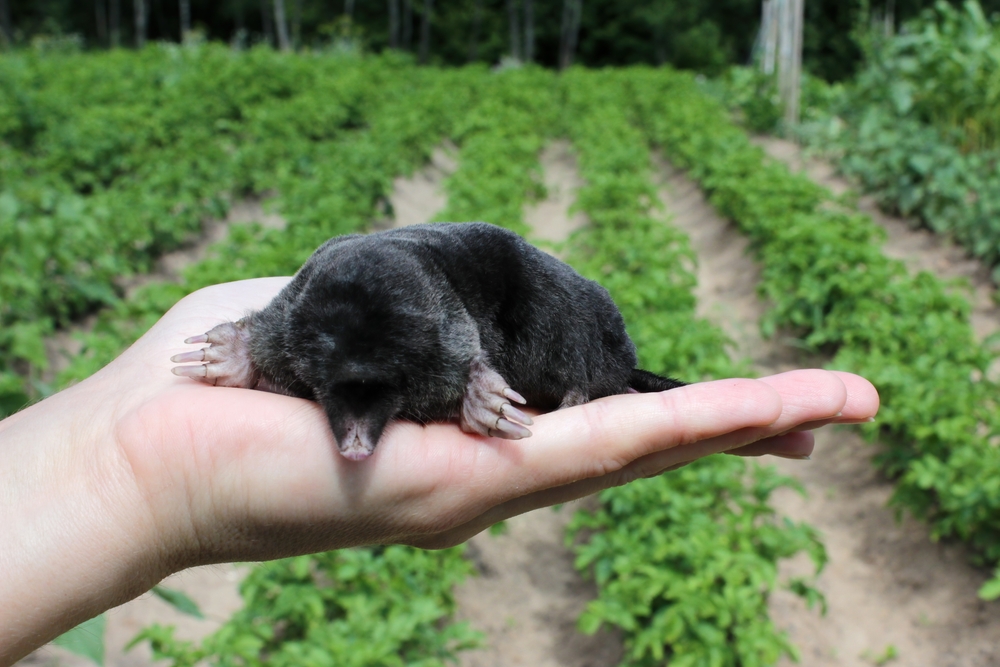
[171,320,258,389]
[459,355,533,440]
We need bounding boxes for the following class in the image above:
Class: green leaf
[978,573,1000,601]
[53,614,106,666]
[152,585,205,619]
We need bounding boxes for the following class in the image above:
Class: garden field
[4,41,1000,667]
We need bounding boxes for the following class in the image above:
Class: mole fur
[171,222,684,460]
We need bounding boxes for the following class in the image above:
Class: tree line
[1,0,999,79]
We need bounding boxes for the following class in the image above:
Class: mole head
[319,381,401,461]
[287,275,444,461]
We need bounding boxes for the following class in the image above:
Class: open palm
[93,277,879,566]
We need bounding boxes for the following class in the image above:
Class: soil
[21,137,1000,667]
[450,141,623,667]
[40,197,286,385]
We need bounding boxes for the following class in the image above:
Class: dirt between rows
[23,137,1000,667]
[666,137,1000,667]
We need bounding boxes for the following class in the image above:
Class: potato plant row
[423,65,827,666]
[630,67,1000,600]
[433,65,558,235]
[0,45,407,414]
[560,69,826,667]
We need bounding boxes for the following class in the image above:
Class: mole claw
[502,387,527,405]
[184,334,209,344]
[500,403,533,426]
[172,364,207,379]
[170,349,206,363]
[494,418,532,439]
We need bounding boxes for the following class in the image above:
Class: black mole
[171,222,684,460]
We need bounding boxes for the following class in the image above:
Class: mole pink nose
[338,432,374,461]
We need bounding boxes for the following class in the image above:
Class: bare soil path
[451,140,623,667]
[654,141,1000,667]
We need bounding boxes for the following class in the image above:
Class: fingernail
[776,454,811,461]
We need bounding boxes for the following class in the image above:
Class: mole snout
[170,222,684,460]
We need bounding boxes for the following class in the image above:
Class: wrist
[0,375,175,665]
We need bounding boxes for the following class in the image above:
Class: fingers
[727,430,816,459]
[519,377,785,484]
[734,369,879,440]
[726,370,879,459]
[827,370,880,422]
[407,369,878,547]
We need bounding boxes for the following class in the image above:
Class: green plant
[132,547,480,667]
[631,65,1000,600]
[785,2,1000,281]
[560,68,826,666]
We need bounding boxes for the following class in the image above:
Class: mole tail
[629,368,686,393]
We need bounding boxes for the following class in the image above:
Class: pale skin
[0,278,880,666]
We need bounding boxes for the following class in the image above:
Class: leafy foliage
[53,614,106,666]
[152,585,205,619]
[434,65,558,233]
[568,460,826,667]
[560,69,826,666]
[633,65,1000,599]
[853,0,1000,152]
[0,44,435,411]
[132,548,479,667]
[789,1,1000,280]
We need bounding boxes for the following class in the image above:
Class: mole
[170,222,684,460]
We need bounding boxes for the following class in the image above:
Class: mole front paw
[459,356,533,440]
[170,320,258,389]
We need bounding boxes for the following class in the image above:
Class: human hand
[0,277,879,664]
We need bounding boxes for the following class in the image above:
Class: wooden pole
[559,0,581,69]
[418,0,433,64]
[468,0,482,61]
[179,0,190,40]
[785,0,803,125]
[110,0,121,47]
[274,0,291,51]
[507,0,521,60]
[388,0,399,48]
[134,0,147,48]
[524,0,534,62]
[768,0,802,126]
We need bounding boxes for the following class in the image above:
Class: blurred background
[2,0,995,79]
[7,1,1000,666]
